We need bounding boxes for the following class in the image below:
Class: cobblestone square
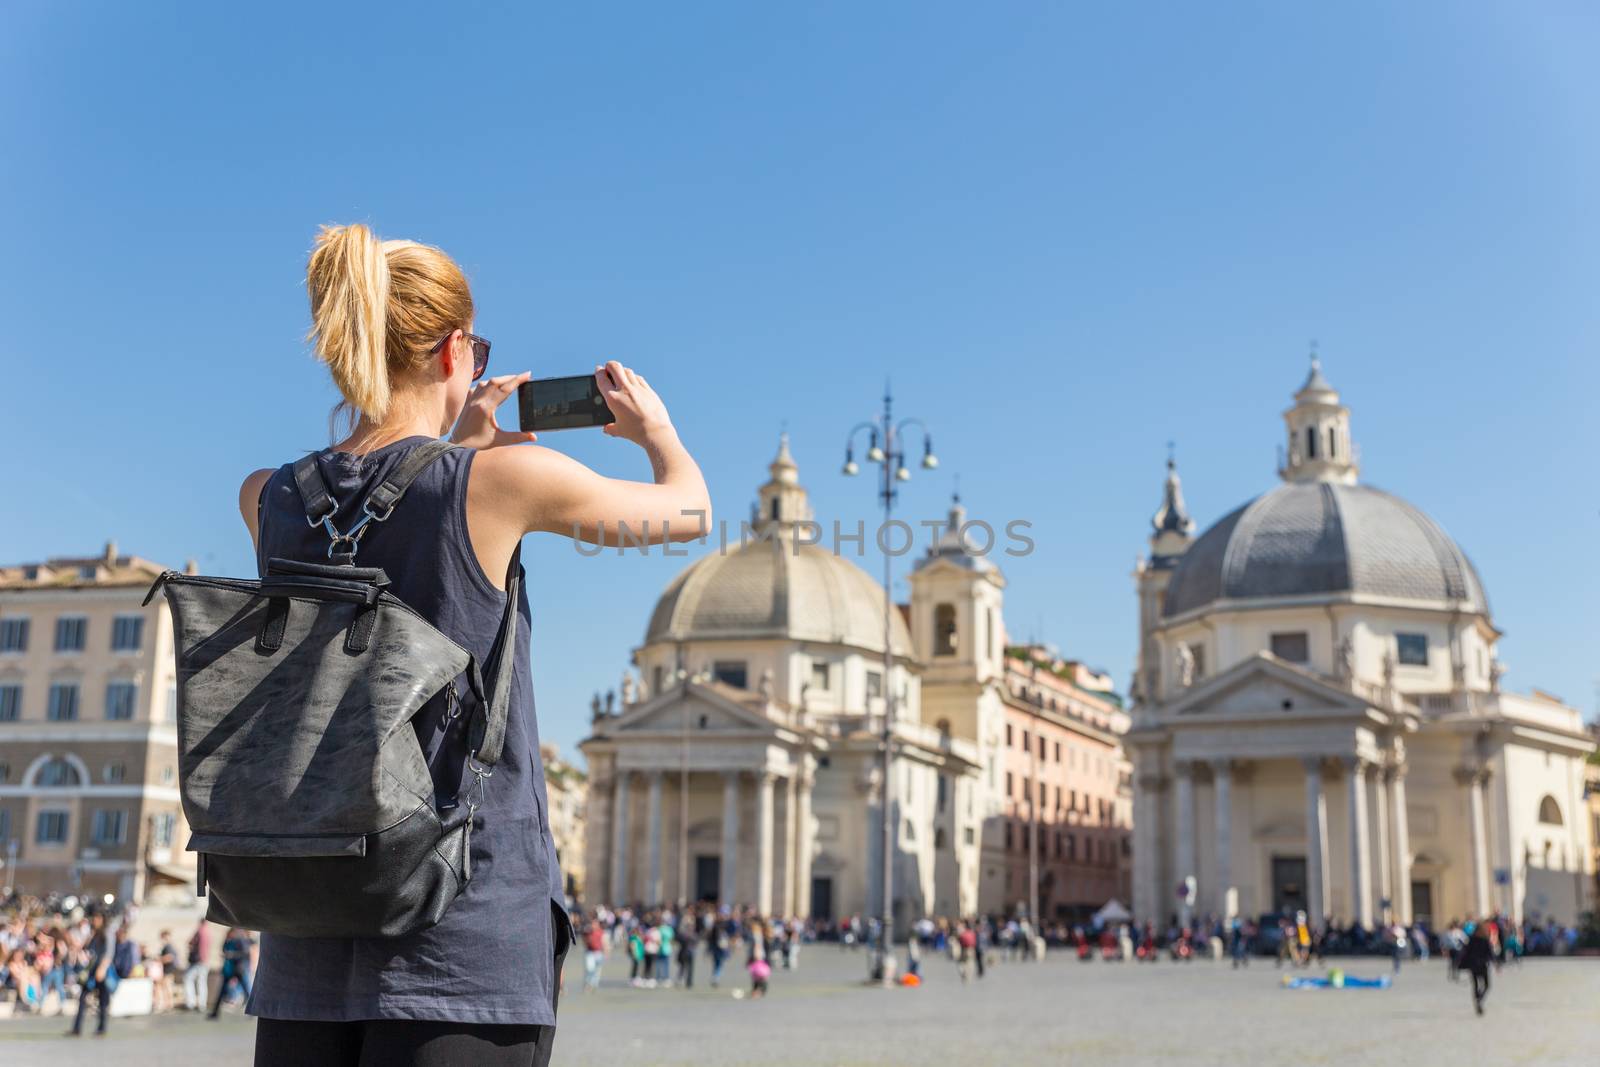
[4,950,1596,1066]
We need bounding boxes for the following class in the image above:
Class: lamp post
[842,384,937,983]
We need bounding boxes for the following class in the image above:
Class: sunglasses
[430,331,492,381]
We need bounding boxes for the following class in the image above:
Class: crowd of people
[7,890,1593,1026]
[0,894,258,1034]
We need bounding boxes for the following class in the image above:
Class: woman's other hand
[451,373,538,449]
[597,361,674,446]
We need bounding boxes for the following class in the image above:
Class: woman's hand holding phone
[452,373,538,449]
[596,360,675,447]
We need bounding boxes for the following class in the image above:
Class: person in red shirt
[582,918,607,993]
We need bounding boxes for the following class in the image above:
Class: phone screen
[517,375,616,432]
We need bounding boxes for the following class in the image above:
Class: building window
[111,616,144,652]
[1306,426,1318,459]
[1537,796,1563,826]
[0,761,9,783]
[54,617,87,653]
[1069,789,1077,811]
[1066,833,1076,861]
[0,684,20,721]
[166,684,178,723]
[105,682,138,721]
[1022,730,1030,752]
[1270,631,1310,663]
[1005,821,1013,850]
[711,661,748,689]
[937,774,948,813]
[1006,771,1014,797]
[91,810,128,846]
[37,757,82,787]
[0,618,28,653]
[104,762,126,784]
[36,810,70,844]
[1038,735,1046,759]
[934,603,958,656]
[152,813,177,847]
[810,659,830,691]
[963,826,975,846]
[934,827,947,850]
[1054,741,1061,762]
[1191,644,1206,679]
[987,607,996,662]
[866,670,883,700]
[651,665,664,694]
[1327,427,1337,459]
[0,809,9,841]
[1055,785,1062,809]
[47,684,80,722]
[162,765,175,784]
[1005,723,1013,747]
[36,811,70,845]
[1396,633,1429,666]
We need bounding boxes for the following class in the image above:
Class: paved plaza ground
[3,948,1596,1066]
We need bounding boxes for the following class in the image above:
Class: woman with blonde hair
[242,224,710,1066]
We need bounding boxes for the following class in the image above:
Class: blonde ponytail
[305,223,475,429]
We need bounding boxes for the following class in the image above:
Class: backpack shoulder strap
[469,542,523,768]
[292,439,458,531]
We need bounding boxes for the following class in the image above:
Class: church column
[756,771,777,916]
[1173,761,1196,926]
[720,772,741,907]
[1344,757,1373,927]
[610,771,632,905]
[1371,761,1392,918]
[794,758,816,917]
[1210,759,1234,919]
[1303,757,1329,927]
[1388,766,1413,925]
[1457,765,1492,917]
[646,770,664,905]
[782,771,799,916]
[1132,772,1165,924]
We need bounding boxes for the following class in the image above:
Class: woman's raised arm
[468,360,711,547]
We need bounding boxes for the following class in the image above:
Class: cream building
[0,543,197,904]
[1128,362,1595,929]
[540,742,587,901]
[581,437,1050,926]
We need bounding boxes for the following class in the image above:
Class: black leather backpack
[146,440,518,939]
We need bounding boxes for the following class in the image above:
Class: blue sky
[2,2,1596,758]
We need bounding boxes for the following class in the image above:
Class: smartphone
[517,374,616,432]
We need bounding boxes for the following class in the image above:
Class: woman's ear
[438,329,461,380]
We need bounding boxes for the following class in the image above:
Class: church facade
[1127,362,1595,930]
[580,437,1123,925]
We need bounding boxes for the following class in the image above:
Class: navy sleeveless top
[247,436,565,1025]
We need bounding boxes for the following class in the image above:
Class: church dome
[1162,481,1488,619]
[645,538,913,654]
[643,434,913,656]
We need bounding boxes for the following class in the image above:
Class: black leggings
[254,1018,554,1067]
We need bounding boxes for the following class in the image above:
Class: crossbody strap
[469,542,523,769]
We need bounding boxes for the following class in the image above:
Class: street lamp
[842,383,938,983]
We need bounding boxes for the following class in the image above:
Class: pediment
[610,682,783,736]
[1167,653,1369,720]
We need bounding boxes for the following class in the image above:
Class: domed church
[580,437,1003,924]
[1128,361,1595,930]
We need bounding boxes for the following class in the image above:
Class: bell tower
[1132,448,1194,705]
